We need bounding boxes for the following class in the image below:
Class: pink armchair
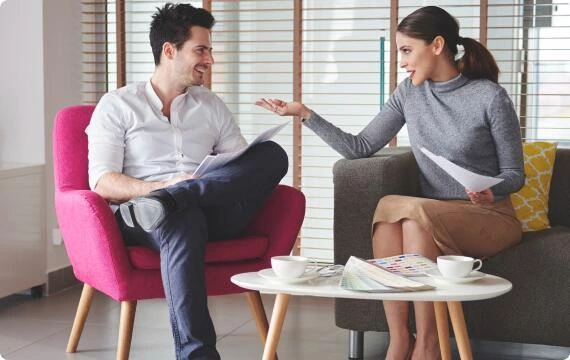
[53,105,305,359]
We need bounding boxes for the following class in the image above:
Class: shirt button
[176,152,183,160]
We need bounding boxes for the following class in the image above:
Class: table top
[231,270,512,302]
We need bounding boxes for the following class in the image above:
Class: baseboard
[46,266,80,296]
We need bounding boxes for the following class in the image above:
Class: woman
[257,6,524,360]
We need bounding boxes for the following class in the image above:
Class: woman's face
[171,26,214,87]
[396,32,439,86]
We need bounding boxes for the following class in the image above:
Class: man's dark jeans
[115,141,288,359]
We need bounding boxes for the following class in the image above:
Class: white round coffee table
[231,271,512,360]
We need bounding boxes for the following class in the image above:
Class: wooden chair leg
[67,283,95,353]
[117,300,137,360]
[245,291,278,360]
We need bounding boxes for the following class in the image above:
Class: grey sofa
[333,147,570,358]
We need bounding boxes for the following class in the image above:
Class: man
[86,3,288,359]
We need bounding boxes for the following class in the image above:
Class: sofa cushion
[463,226,570,346]
[510,142,557,231]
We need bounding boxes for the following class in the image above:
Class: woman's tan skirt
[372,195,522,257]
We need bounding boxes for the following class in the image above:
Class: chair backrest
[53,105,143,299]
[53,105,96,192]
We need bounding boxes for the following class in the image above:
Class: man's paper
[193,121,290,177]
[420,147,503,192]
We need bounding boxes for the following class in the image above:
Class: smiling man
[86,3,288,359]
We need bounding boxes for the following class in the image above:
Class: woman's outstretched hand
[466,188,494,206]
[255,98,312,120]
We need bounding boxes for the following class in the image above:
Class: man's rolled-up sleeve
[85,94,127,190]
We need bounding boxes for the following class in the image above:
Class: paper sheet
[420,147,503,192]
[193,121,290,177]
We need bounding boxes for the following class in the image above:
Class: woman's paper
[193,121,290,177]
[420,147,503,192]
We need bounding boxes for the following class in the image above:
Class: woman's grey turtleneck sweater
[303,74,525,200]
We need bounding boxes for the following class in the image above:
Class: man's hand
[255,98,312,120]
[162,173,196,188]
[466,188,494,206]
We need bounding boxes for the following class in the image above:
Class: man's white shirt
[86,80,247,190]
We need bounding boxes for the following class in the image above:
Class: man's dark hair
[149,3,215,65]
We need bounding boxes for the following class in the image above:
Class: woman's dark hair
[397,6,499,83]
[149,3,215,66]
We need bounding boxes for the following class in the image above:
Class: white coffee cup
[271,255,310,279]
[437,255,482,278]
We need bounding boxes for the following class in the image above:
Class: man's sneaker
[119,191,176,232]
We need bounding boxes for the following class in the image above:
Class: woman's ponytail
[458,37,499,83]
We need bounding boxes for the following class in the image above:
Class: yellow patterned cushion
[510,142,557,232]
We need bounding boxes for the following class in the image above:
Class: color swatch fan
[371,254,437,277]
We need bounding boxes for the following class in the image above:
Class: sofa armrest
[333,148,420,265]
[549,148,570,227]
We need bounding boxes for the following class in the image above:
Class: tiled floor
[0,286,568,359]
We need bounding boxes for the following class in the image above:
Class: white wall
[1,0,83,276]
[43,0,82,271]
[0,0,44,164]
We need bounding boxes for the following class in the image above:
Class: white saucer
[425,269,486,284]
[258,268,319,284]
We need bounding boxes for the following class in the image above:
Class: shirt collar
[145,79,195,111]
[145,79,164,111]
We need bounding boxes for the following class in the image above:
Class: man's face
[396,32,438,86]
[171,25,214,86]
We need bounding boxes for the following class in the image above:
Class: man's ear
[162,42,176,60]
[431,35,445,55]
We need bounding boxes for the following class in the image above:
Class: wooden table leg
[447,301,473,360]
[262,293,290,360]
[433,301,452,360]
[246,291,277,360]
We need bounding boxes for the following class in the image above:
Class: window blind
[301,1,391,261]
[81,0,111,104]
[488,0,570,145]
[83,0,570,263]
[209,0,295,188]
